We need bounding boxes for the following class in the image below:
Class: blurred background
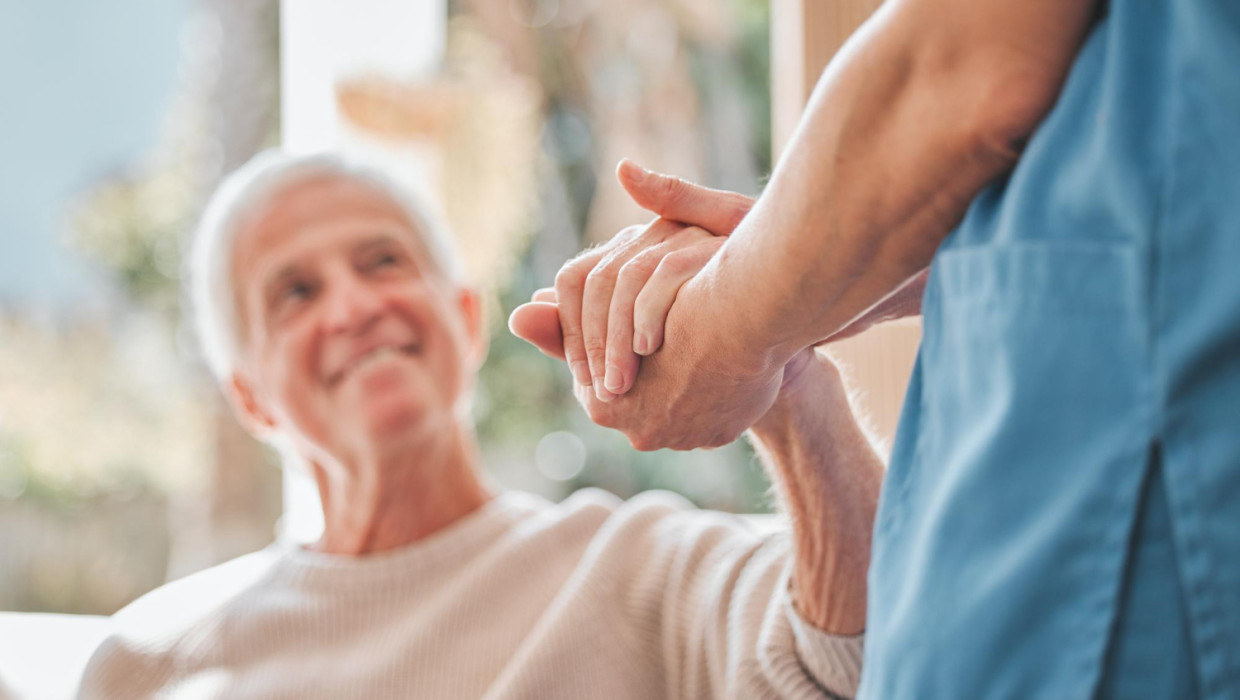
[0,0,786,616]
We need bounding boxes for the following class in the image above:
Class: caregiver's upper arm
[886,0,1104,155]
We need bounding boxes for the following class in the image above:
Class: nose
[321,270,384,336]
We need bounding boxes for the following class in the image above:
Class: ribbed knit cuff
[784,595,864,699]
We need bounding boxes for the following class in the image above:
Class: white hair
[189,149,465,382]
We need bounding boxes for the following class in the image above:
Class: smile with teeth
[332,342,423,384]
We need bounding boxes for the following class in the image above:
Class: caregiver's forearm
[708,0,1100,368]
[748,352,883,635]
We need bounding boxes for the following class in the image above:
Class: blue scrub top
[860,1,1240,697]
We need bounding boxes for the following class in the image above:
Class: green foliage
[69,168,197,322]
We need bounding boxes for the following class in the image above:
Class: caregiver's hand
[513,263,786,449]
[510,161,928,448]
[619,161,929,349]
[553,161,753,402]
[507,222,724,367]
[517,161,928,389]
[596,263,790,449]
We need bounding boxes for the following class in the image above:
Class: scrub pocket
[868,241,1157,699]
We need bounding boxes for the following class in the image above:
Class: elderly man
[517,0,1239,698]
[76,150,883,699]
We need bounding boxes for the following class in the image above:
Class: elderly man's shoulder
[77,548,285,698]
[103,546,285,651]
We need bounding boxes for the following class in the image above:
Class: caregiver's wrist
[704,242,804,378]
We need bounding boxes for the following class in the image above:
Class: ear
[226,373,278,437]
[456,287,489,370]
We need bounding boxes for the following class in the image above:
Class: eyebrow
[263,264,306,298]
[354,233,427,270]
[353,233,404,254]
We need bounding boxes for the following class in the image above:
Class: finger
[581,220,680,401]
[603,229,708,394]
[531,287,556,303]
[632,238,724,355]
[556,248,609,387]
[617,159,754,235]
[602,246,667,395]
[582,260,620,402]
[560,225,646,389]
[508,302,565,360]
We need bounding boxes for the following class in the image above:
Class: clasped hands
[509,160,925,450]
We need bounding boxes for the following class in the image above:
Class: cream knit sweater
[77,489,863,699]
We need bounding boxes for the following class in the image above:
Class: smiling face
[228,176,483,467]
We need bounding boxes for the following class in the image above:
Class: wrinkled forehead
[232,175,423,269]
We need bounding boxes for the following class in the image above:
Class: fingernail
[571,362,591,386]
[604,364,624,393]
[634,333,649,356]
[594,378,616,403]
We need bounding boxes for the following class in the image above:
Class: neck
[309,420,494,555]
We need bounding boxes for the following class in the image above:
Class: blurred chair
[0,613,109,700]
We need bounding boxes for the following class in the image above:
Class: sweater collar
[271,490,548,589]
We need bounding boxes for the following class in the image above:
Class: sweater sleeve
[600,491,864,700]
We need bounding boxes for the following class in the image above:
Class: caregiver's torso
[861,0,1240,697]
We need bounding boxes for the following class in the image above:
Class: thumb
[508,302,566,361]
[616,159,754,235]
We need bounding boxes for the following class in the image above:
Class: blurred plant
[0,316,210,500]
[68,163,201,324]
[0,413,173,613]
